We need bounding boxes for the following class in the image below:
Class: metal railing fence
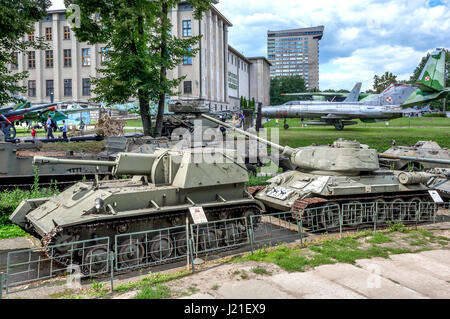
[115,225,188,272]
[1,200,447,298]
[5,237,110,294]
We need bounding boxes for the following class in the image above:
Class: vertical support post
[0,272,4,299]
[298,217,304,248]
[249,216,254,254]
[433,203,436,224]
[189,238,195,273]
[109,253,114,292]
[185,217,190,272]
[339,206,343,240]
[374,203,378,233]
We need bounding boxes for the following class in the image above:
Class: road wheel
[334,120,344,131]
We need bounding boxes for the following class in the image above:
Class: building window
[28,33,35,42]
[82,78,91,96]
[183,81,192,94]
[63,26,71,40]
[101,47,109,64]
[28,51,36,69]
[11,52,18,69]
[45,27,52,41]
[28,80,36,97]
[64,79,72,96]
[46,80,54,97]
[183,47,192,65]
[64,49,72,67]
[45,50,53,67]
[182,20,191,37]
[82,48,91,66]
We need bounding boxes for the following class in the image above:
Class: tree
[373,72,397,93]
[0,0,50,104]
[270,76,306,105]
[66,0,213,136]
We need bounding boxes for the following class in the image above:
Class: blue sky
[215,0,450,91]
[50,0,450,91]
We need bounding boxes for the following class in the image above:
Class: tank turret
[202,113,450,172]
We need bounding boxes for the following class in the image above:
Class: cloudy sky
[50,0,450,91]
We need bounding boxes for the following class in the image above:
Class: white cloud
[215,0,450,90]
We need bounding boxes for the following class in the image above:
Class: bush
[422,113,447,118]
[0,172,59,226]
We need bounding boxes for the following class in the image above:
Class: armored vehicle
[380,140,450,170]
[162,100,224,136]
[202,113,450,228]
[10,148,264,267]
[0,132,111,189]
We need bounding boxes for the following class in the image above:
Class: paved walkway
[183,250,450,299]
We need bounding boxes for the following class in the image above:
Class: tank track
[291,191,436,230]
[41,203,262,273]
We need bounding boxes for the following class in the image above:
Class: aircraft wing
[281,92,349,97]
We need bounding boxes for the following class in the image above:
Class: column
[36,21,43,103]
[223,25,228,104]
[52,13,61,101]
[218,19,223,103]
[71,31,80,102]
[170,7,179,81]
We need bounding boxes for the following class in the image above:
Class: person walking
[62,120,68,140]
[46,115,54,139]
[31,126,36,142]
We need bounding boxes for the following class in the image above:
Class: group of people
[31,115,68,141]
[232,112,245,126]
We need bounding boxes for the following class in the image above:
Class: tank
[162,99,223,136]
[10,148,264,265]
[201,113,450,227]
[380,140,450,170]
[0,131,111,189]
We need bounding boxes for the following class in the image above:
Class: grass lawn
[263,126,450,152]
[263,116,450,128]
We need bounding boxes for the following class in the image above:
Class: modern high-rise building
[267,26,324,90]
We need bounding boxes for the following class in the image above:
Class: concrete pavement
[183,250,450,299]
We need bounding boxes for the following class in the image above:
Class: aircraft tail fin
[343,82,362,102]
[369,84,417,106]
[414,48,446,92]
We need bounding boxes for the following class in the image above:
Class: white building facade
[10,3,271,110]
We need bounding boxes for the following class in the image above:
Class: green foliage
[135,284,171,299]
[373,72,397,93]
[246,175,271,187]
[0,0,50,104]
[251,265,272,275]
[423,113,447,118]
[270,76,306,105]
[0,171,59,231]
[0,224,28,239]
[387,221,408,233]
[91,280,107,292]
[366,232,393,244]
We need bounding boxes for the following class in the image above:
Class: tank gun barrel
[201,113,294,156]
[378,154,450,166]
[33,156,116,167]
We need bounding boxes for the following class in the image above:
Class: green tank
[201,114,450,228]
[10,148,264,265]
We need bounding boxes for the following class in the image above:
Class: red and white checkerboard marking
[425,76,430,81]
[385,96,392,103]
